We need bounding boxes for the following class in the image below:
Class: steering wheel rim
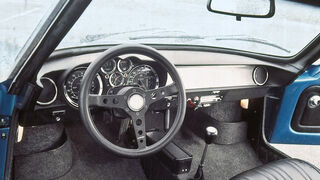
[79,44,186,157]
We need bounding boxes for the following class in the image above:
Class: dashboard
[31,47,296,125]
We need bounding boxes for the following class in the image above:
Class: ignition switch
[52,110,66,122]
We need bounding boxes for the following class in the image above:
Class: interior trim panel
[176,65,255,89]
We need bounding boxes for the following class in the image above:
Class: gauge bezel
[252,66,269,86]
[64,67,103,108]
[37,77,58,106]
[117,57,133,73]
[109,72,125,87]
[127,64,160,90]
[101,58,117,74]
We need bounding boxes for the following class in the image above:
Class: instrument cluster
[63,56,160,107]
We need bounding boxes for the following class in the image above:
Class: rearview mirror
[207,0,275,21]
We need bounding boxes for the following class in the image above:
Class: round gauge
[101,59,116,74]
[109,72,125,87]
[253,66,268,86]
[117,57,133,73]
[37,77,58,105]
[64,67,103,107]
[127,65,159,90]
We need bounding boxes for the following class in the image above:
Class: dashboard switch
[187,99,195,109]
[52,110,66,122]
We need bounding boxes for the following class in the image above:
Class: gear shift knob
[194,126,218,180]
[205,126,218,144]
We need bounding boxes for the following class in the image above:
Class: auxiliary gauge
[109,72,125,87]
[101,59,116,74]
[117,57,133,73]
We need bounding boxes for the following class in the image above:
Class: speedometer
[64,67,103,107]
[127,65,159,90]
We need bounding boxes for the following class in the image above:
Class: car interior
[3,0,320,180]
[8,43,319,180]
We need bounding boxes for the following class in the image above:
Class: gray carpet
[173,102,262,179]
[14,137,72,180]
[14,100,261,180]
[57,121,147,180]
[173,127,262,180]
[14,123,64,156]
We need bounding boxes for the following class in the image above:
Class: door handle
[308,95,320,108]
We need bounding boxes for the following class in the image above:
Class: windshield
[59,0,320,57]
[0,0,58,82]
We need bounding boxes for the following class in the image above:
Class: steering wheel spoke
[88,94,126,110]
[146,83,178,104]
[129,113,147,149]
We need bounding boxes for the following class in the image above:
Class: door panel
[270,65,320,145]
[0,81,17,179]
[291,86,320,132]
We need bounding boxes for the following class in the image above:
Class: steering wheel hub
[128,93,145,112]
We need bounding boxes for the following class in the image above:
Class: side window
[0,0,57,82]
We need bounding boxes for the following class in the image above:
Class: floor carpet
[57,121,147,180]
[174,126,262,180]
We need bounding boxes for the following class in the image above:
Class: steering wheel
[79,44,186,157]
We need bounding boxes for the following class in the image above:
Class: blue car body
[270,65,320,145]
[0,81,17,179]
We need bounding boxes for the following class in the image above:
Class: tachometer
[101,59,116,74]
[127,65,159,90]
[64,67,103,107]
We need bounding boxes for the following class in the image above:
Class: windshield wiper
[82,28,163,43]
[129,35,204,40]
[215,36,291,53]
[82,29,205,43]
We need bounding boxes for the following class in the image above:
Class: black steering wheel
[79,44,186,157]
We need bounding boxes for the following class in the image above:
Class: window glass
[60,0,320,59]
[0,0,57,82]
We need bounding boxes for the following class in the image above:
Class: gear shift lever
[194,126,218,180]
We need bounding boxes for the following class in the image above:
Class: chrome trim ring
[64,85,78,107]
[37,77,58,105]
[109,72,125,87]
[117,58,133,73]
[64,67,104,108]
[101,59,117,74]
[96,74,104,95]
[252,66,269,86]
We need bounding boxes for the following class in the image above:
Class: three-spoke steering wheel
[79,44,186,157]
